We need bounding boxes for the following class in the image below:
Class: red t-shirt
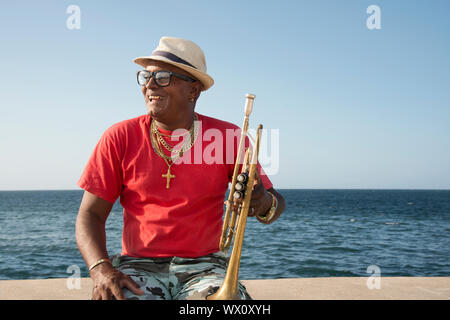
[77,113,273,258]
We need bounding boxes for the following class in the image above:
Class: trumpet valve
[234,181,246,192]
[233,191,244,200]
[236,172,248,183]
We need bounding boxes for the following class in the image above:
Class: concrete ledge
[0,277,449,300]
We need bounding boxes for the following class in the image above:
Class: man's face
[141,60,199,123]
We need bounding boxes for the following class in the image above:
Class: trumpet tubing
[219,95,255,252]
[208,94,263,300]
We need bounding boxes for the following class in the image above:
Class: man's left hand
[230,171,272,220]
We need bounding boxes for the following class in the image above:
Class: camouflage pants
[110,251,252,300]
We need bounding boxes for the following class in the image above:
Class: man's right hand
[89,263,144,300]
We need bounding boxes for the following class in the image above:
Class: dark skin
[76,192,144,300]
[75,60,285,300]
[142,61,202,131]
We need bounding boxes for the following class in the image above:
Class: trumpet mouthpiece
[244,93,255,116]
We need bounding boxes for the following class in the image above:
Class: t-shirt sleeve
[77,126,123,204]
[257,162,273,190]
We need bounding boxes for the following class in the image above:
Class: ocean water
[0,189,449,280]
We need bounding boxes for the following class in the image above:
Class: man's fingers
[252,170,262,187]
[101,288,112,300]
[92,287,107,300]
[251,173,265,198]
[123,277,144,296]
[110,285,126,300]
[91,288,100,300]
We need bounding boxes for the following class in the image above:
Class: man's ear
[190,81,203,101]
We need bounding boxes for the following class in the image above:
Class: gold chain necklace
[155,128,191,138]
[151,113,198,160]
[154,117,196,156]
[150,114,199,189]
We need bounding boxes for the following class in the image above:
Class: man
[76,37,285,300]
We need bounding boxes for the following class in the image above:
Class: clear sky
[1,0,449,190]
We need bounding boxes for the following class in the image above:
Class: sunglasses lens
[137,71,150,86]
[155,71,171,86]
[137,71,172,87]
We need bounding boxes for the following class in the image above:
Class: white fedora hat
[133,36,214,91]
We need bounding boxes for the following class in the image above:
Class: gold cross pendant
[162,166,175,189]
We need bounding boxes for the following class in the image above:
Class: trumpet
[207,94,263,300]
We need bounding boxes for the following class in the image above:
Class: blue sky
[0,0,449,190]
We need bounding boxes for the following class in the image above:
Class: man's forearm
[75,211,110,269]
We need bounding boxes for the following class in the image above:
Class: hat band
[152,50,197,69]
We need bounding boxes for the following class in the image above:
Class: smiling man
[75,36,285,300]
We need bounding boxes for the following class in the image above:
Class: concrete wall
[0,277,449,300]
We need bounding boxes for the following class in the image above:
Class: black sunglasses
[137,70,196,87]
